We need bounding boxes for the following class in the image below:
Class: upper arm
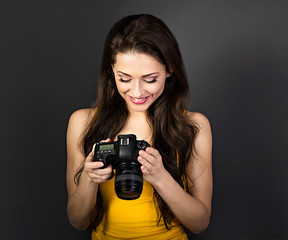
[186,112,213,215]
[66,108,93,199]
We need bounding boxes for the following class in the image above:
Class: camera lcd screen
[99,144,114,151]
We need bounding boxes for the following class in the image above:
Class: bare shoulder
[66,108,95,152]
[68,108,95,127]
[186,111,213,180]
[186,111,211,131]
[186,111,212,146]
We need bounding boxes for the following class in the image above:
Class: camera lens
[114,161,143,200]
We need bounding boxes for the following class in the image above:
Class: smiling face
[112,52,170,114]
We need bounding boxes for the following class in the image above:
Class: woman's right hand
[83,138,114,184]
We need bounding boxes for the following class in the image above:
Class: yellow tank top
[92,174,188,240]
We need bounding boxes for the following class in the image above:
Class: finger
[96,164,113,176]
[145,147,161,159]
[88,172,114,181]
[85,161,104,170]
[89,170,113,179]
[84,162,112,175]
[138,150,156,166]
[138,156,153,170]
[140,165,149,174]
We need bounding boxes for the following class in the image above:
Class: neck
[128,110,148,119]
[126,110,151,129]
[124,110,152,142]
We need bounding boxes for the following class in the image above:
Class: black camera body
[94,134,149,200]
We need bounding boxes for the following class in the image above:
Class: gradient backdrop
[1,0,288,239]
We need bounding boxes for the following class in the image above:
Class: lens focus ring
[115,174,143,183]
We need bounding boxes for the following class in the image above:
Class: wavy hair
[74,14,199,231]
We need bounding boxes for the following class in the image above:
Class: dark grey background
[1,0,287,239]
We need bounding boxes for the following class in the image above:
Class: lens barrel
[114,162,143,200]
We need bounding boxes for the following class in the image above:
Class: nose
[131,80,143,97]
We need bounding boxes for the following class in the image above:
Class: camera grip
[94,152,114,169]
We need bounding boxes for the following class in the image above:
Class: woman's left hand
[137,147,168,185]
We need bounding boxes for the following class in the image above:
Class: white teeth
[132,97,146,102]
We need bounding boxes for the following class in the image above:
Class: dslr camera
[94,134,149,200]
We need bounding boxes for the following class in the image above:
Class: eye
[144,78,157,83]
[119,78,131,83]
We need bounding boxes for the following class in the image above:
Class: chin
[130,106,149,113]
[126,102,150,112]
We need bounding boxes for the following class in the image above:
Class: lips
[128,96,150,104]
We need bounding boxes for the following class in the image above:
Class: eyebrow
[117,71,159,77]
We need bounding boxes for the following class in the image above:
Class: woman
[66,14,213,240]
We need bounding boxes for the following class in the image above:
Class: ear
[166,65,173,77]
[111,64,116,75]
[166,68,173,77]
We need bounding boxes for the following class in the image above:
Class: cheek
[116,83,130,97]
[151,81,166,95]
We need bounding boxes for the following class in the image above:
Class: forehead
[114,52,166,74]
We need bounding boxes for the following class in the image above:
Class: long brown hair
[74,14,199,230]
